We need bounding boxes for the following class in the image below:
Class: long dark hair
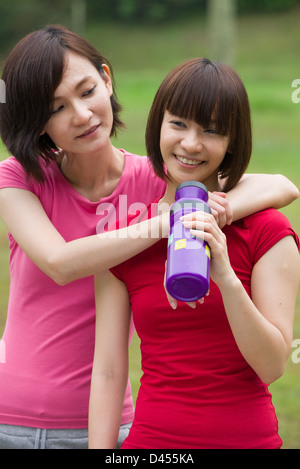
[146,58,252,192]
[0,25,124,182]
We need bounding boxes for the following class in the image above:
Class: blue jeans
[0,422,131,449]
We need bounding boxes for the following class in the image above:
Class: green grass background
[0,8,300,448]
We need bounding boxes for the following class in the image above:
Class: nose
[72,101,93,126]
[181,129,203,153]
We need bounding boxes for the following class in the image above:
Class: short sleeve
[248,209,299,265]
[0,157,36,192]
[110,265,123,281]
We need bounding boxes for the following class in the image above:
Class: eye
[52,105,64,115]
[204,129,217,134]
[170,120,186,128]
[83,86,96,97]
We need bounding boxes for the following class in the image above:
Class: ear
[101,64,113,96]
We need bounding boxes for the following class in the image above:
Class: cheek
[160,131,174,154]
[220,136,230,153]
[95,89,113,113]
[44,119,66,142]
[211,139,229,158]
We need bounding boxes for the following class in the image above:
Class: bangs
[165,59,235,137]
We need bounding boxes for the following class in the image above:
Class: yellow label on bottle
[175,239,187,250]
[205,245,211,259]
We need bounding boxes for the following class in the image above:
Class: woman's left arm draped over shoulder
[224,173,299,222]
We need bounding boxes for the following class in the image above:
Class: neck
[159,184,177,207]
[58,146,124,202]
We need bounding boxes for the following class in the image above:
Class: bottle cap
[176,181,208,195]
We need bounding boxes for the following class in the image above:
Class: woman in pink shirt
[0,27,298,449]
[89,58,300,449]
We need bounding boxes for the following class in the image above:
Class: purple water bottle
[166,181,211,302]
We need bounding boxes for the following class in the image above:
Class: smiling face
[160,111,230,191]
[146,58,252,193]
[42,52,114,158]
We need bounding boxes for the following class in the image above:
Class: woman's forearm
[226,173,299,222]
[49,211,170,285]
[88,372,127,449]
[0,187,170,286]
[89,271,131,449]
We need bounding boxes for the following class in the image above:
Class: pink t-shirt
[112,204,299,449]
[0,150,166,429]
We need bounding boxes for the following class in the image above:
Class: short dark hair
[145,58,252,192]
[0,25,124,182]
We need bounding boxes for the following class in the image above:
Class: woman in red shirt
[89,58,300,449]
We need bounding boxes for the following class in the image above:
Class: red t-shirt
[112,204,299,449]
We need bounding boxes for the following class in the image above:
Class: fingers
[179,206,232,291]
[181,211,219,235]
[208,191,233,228]
[198,288,210,305]
[190,220,226,251]
[180,192,232,229]
[181,212,226,255]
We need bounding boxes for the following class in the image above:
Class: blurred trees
[71,0,87,33]
[88,0,299,21]
[237,0,297,12]
[88,0,206,22]
[0,0,299,56]
[0,0,71,53]
[208,0,236,65]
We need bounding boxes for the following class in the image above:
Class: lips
[174,154,205,166]
[77,124,100,138]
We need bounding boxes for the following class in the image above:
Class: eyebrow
[54,75,94,101]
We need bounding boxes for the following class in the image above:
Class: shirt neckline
[52,149,129,206]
